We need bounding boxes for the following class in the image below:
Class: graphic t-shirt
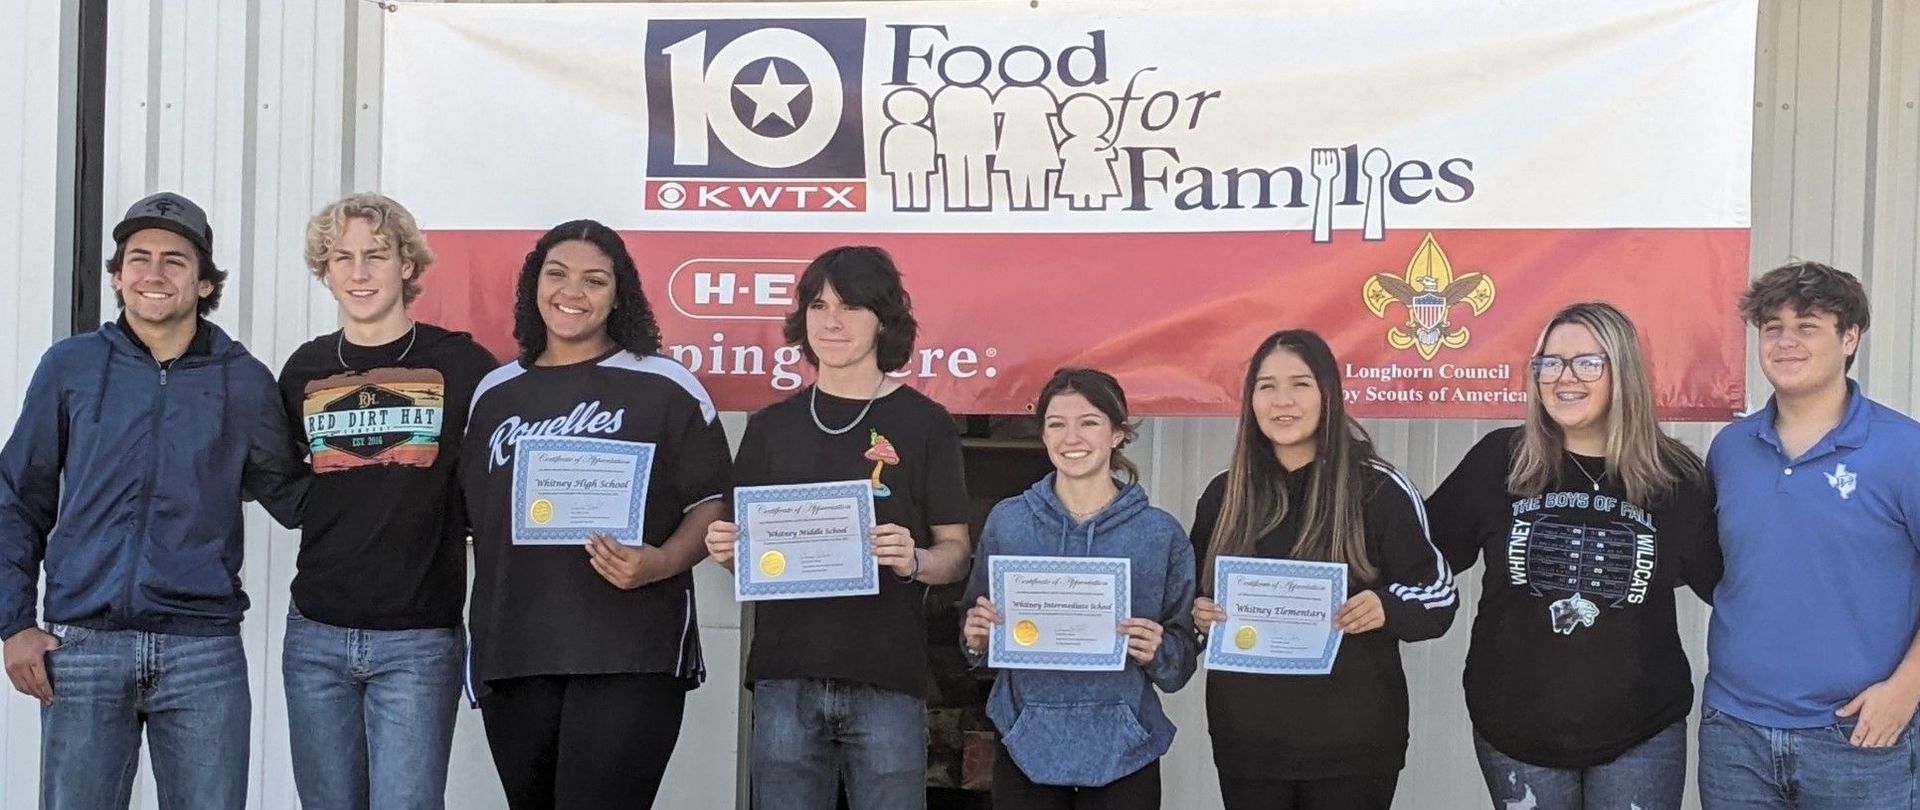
[731,385,970,699]
[1427,427,1721,768]
[277,323,498,630]
[460,350,731,690]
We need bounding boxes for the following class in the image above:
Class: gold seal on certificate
[1012,620,1040,647]
[529,498,554,525]
[1234,625,1258,650]
[759,550,787,578]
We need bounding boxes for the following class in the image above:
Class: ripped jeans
[1472,720,1687,810]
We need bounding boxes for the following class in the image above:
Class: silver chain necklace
[1567,453,1605,491]
[810,377,886,435]
[337,322,418,371]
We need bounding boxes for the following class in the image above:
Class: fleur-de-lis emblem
[1361,233,1496,360]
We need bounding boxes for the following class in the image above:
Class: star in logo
[734,61,807,129]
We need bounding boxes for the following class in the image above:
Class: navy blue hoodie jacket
[0,319,308,639]
[962,474,1199,787]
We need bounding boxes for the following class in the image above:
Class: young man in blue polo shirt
[1701,261,1920,808]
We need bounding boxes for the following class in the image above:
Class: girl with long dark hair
[1190,329,1456,810]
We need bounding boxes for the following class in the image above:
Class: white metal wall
[0,1,1915,808]
[0,3,68,805]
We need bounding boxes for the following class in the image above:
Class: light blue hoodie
[962,473,1198,787]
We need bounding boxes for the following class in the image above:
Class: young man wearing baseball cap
[0,192,309,809]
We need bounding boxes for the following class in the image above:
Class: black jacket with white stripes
[1191,462,1457,780]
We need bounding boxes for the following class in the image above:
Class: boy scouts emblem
[1362,233,1496,360]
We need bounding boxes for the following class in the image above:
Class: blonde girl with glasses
[1426,301,1720,810]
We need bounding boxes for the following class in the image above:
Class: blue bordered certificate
[1205,556,1347,675]
[733,480,878,601]
[988,555,1131,672]
[510,436,653,546]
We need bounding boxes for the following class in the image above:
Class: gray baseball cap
[112,192,213,255]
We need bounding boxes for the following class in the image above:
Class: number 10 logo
[644,19,867,180]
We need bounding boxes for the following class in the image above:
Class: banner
[383,0,1755,418]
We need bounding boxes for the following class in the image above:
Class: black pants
[1218,773,1398,810]
[992,741,1162,810]
[479,673,689,810]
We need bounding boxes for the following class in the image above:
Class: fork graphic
[1309,148,1341,243]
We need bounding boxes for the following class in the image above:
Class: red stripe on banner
[414,228,1748,419]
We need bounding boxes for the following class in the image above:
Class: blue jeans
[283,605,464,810]
[1473,720,1688,809]
[40,624,250,810]
[751,678,927,810]
[1698,705,1918,809]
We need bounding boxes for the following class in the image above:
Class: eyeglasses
[1530,353,1609,383]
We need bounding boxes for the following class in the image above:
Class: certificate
[733,480,878,601]
[988,555,1131,672]
[1205,556,1347,675]
[511,436,652,546]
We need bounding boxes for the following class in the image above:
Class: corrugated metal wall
[0,4,68,807]
[1,1,1915,807]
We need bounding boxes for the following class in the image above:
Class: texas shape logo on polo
[644,19,868,212]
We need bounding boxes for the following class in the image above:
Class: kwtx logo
[1825,463,1857,500]
[644,19,867,212]
[1361,233,1496,360]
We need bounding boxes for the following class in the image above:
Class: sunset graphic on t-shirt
[301,368,446,473]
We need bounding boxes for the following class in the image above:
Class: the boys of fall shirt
[460,350,731,696]
[1191,462,1457,780]
[1427,427,1720,768]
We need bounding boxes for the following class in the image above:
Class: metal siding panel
[1790,3,1843,260]
[1832,1,1876,272]
[1867,0,1920,414]
[0,2,66,804]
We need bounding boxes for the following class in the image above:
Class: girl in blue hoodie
[962,368,1199,809]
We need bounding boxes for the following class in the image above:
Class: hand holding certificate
[1205,556,1347,675]
[733,480,878,601]
[988,556,1131,672]
[512,436,653,546]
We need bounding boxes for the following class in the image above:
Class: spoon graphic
[1361,148,1391,241]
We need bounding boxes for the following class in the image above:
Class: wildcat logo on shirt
[302,370,446,473]
[1826,463,1857,500]
[487,400,627,470]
